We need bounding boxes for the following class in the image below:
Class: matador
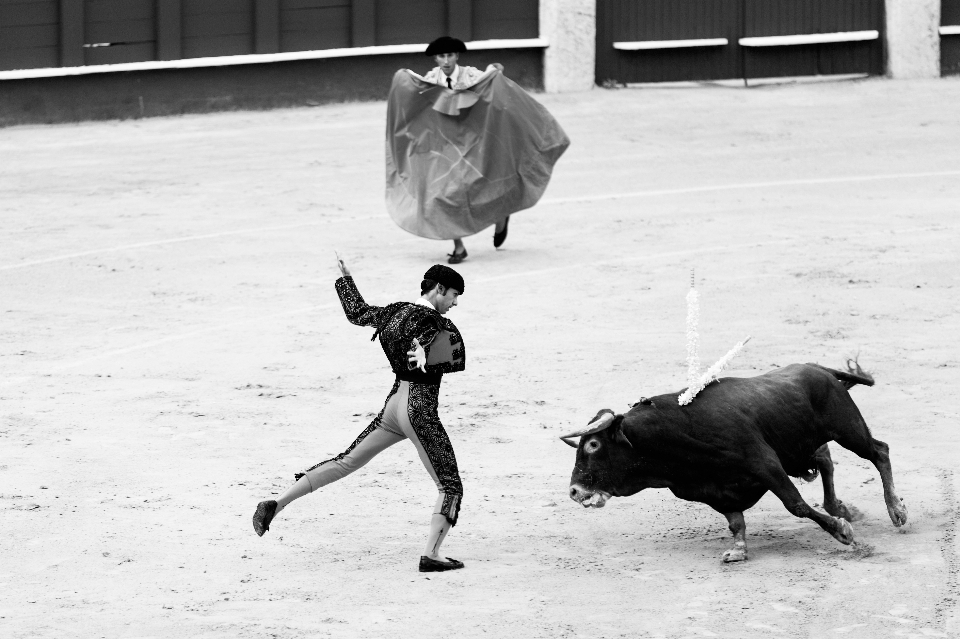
[253,259,467,572]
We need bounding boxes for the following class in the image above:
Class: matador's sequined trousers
[297,379,463,525]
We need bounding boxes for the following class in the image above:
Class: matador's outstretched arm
[333,254,384,328]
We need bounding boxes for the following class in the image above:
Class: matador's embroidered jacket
[335,276,465,384]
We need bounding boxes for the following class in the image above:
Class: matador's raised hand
[335,251,351,278]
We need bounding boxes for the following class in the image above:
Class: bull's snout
[569,484,609,508]
[569,484,585,502]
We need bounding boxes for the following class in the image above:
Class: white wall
[885,0,941,78]
[540,0,596,92]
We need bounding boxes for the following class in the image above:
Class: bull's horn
[559,412,615,446]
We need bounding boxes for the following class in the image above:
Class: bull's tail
[821,358,875,389]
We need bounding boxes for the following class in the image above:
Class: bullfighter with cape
[386,37,570,263]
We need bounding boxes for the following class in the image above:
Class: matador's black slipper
[253,500,278,537]
[419,556,465,572]
[493,215,509,248]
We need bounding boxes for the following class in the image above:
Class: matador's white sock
[424,493,452,558]
[276,475,313,514]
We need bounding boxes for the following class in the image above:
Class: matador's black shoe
[493,215,510,248]
[447,249,468,265]
[253,500,278,537]
[419,556,465,572]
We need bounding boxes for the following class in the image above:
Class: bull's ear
[613,417,633,448]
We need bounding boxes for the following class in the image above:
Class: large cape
[385,69,570,240]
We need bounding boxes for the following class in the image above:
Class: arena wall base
[0,49,543,128]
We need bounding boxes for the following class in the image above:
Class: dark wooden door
[0,0,61,71]
[596,0,884,85]
[182,0,255,59]
[742,0,883,79]
[0,0,539,72]
[943,0,960,75]
[596,0,742,84]
[82,0,156,64]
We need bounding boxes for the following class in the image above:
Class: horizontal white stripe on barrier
[0,37,549,81]
[614,38,728,50]
[941,25,960,36]
[739,30,879,47]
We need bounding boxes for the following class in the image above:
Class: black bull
[563,363,907,562]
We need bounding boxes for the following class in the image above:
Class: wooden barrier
[0,0,539,72]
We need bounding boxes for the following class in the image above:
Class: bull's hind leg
[851,438,908,526]
[832,426,908,527]
[871,439,908,526]
[813,444,854,521]
[721,512,748,563]
[759,455,855,545]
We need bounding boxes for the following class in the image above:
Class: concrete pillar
[885,0,941,78]
[540,0,596,92]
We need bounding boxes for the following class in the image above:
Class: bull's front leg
[761,458,855,545]
[722,512,748,563]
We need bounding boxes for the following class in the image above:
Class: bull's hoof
[827,500,864,522]
[722,548,748,563]
[831,518,855,545]
[825,499,852,521]
[888,498,908,527]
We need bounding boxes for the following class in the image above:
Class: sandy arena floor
[2,76,960,639]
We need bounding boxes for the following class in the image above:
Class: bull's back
[664,364,855,476]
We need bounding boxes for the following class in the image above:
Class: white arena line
[476,238,797,284]
[4,170,956,272]
[540,169,960,205]
[0,217,379,272]
[477,220,958,284]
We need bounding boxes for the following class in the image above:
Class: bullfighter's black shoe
[419,556,465,572]
[253,500,277,537]
[493,215,509,248]
[447,249,468,265]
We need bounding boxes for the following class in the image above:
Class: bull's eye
[584,439,601,454]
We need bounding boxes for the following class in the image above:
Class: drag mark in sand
[0,303,336,388]
[831,623,867,633]
[540,169,960,205]
[935,468,959,630]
